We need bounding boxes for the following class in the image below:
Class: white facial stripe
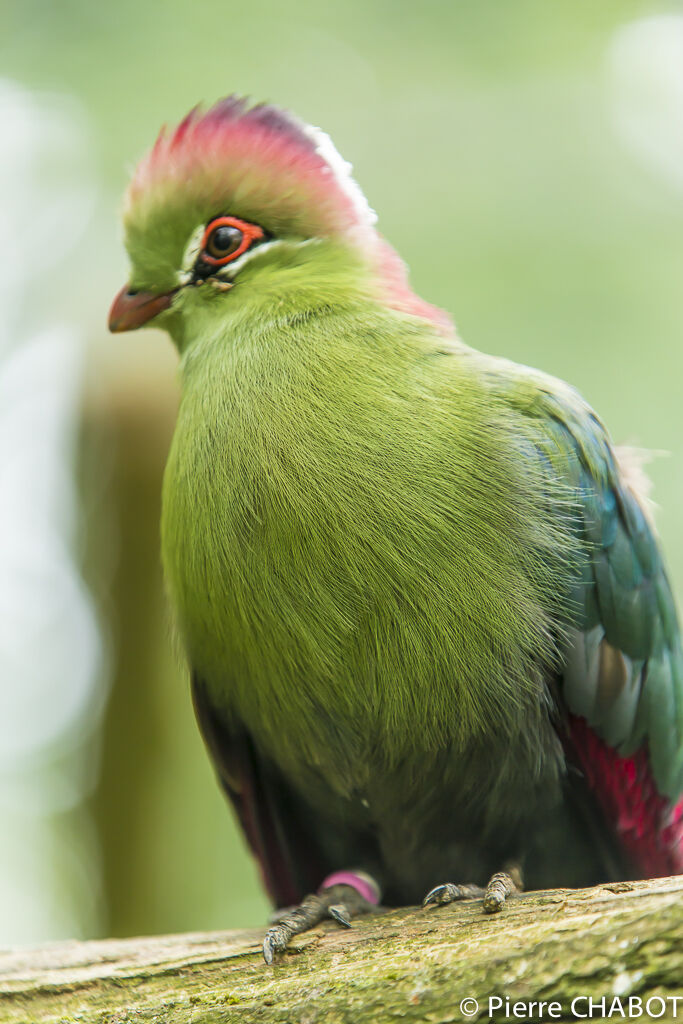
[303,124,377,228]
[178,223,205,284]
[178,234,309,287]
[214,238,286,279]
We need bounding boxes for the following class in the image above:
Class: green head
[109,96,452,343]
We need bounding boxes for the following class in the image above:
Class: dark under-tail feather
[192,676,329,906]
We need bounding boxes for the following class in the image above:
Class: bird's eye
[207,225,243,259]
[200,216,266,267]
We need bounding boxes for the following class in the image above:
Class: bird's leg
[423,861,523,915]
[262,870,381,964]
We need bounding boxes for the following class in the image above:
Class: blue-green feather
[499,366,683,800]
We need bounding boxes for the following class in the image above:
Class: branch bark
[1,876,681,1023]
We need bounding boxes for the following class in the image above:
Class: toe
[423,883,451,907]
[328,903,352,927]
[261,887,368,963]
[423,883,460,907]
[482,871,517,914]
[423,882,484,907]
[482,892,505,914]
[263,925,288,965]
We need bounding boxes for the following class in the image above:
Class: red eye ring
[200,216,265,266]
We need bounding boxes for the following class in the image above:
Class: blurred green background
[1,0,682,944]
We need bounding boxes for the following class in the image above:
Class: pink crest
[125,96,454,333]
[127,96,376,240]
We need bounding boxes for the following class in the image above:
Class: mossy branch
[1,876,681,1023]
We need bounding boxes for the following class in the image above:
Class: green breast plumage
[161,301,575,794]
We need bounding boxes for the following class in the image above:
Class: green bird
[109,98,683,963]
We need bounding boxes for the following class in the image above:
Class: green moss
[1,879,682,1024]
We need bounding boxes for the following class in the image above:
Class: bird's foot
[262,870,380,964]
[422,882,485,906]
[423,865,523,916]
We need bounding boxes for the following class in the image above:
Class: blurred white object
[0,80,105,943]
[608,14,683,193]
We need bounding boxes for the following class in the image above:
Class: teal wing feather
[485,358,683,806]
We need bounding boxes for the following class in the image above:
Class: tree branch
[1,876,681,1023]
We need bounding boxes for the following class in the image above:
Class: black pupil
[208,225,243,258]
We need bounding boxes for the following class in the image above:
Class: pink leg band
[319,870,381,905]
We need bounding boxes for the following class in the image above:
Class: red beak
[108,284,177,332]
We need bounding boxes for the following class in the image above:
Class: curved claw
[328,903,352,927]
[423,870,521,915]
[262,904,350,964]
[263,926,287,965]
[261,885,370,964]
[423,883,455,907]
[423,882,483,907]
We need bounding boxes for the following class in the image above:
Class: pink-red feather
[569,715,683,877]
[126,96,454,332]
[127,96,369,238]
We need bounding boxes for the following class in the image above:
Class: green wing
[485,356,683,802]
